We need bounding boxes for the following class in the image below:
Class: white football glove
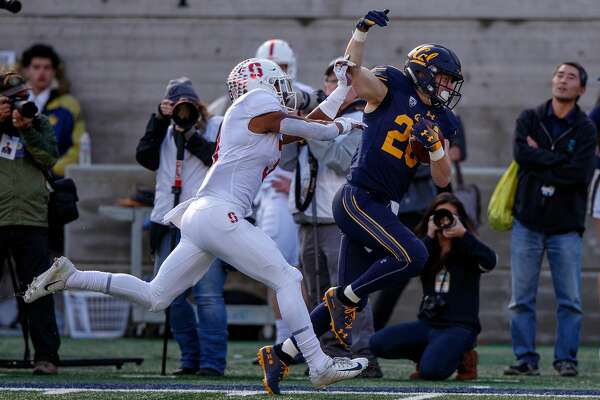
[333,57,356,87]
[334,116,367,135]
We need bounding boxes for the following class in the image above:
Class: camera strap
[294,141,318,212]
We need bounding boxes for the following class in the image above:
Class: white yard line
[2,386,600,398]
[397,394,445,400]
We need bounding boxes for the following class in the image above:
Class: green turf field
[1,337,599,399]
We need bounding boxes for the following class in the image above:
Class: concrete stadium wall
[0,0,598,166]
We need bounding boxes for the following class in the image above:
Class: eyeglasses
[324,78,338,84]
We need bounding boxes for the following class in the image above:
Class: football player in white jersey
[23,58,367,394]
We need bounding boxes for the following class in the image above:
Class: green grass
[1,337,599,399]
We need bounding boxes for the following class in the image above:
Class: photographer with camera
[369,193,496,381]
[136,77,228,376]
[0,71,61,374]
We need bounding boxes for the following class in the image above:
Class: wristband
[352,29,368,43]
[429,147,445,162]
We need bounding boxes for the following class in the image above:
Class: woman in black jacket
[369,193,497,380]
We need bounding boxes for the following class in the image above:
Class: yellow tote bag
[487,161,519,231]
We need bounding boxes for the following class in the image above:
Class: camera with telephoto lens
[418,294,447,319]
[0,72,38,119]
[171,98,199,132]
[433,208,455,230]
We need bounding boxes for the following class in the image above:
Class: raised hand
[333,57,356,87]
[356,9,390,32]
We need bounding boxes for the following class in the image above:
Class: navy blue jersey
[348,66,459,203]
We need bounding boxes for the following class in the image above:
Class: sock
[67,271,154,310]
[275,281,330,372]
[343,285,361,304]
[281,337,300,359]
[66,270,110,293]
[275,319,290,345]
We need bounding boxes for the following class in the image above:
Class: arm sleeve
[513,110,567,169]
[457,232,497,273]
[22,115,59,169]
[135,113,170,171]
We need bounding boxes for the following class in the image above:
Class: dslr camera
[171,98,199,132]
[418,293,447,319]
[0,72,38,119]
[432,208,455,230]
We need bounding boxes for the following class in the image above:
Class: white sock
[282,338,299,358]
[275,281,330,372]
[67,271,154,310]
[66,270,110,293]
[344,285,361,304]
[275,319,290,345]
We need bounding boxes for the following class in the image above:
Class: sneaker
[503,361,540,376]
[456,350,478,381]
[554,360,578,377]
[323,287,357,348]
[257,345,289,395]
[32,361,58,375]
[172,367,198,376]
[196,368,223,377]
[309,357,368,388]
[358,360,383,378]
[24,257,76,304]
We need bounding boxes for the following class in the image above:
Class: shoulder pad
[372,65,410,90]
[242,89,284,119]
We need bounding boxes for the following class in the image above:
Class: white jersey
[197,88,284,217]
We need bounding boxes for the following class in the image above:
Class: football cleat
[323,287,357,348]
[310,356,368,388]
[23,256,76,304]
[257,345,289,395]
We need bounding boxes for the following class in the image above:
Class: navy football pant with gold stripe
[309,184,427,337]
[333,184,427,298]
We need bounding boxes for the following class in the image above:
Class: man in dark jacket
[0,71,60,374]
[505,62,597,377]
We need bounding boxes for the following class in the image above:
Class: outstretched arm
[249,112,365,142]
[344,10,390,107]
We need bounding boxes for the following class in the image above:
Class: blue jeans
[155,229,228,373]
[370,319,477,380]
[509,219,582,367]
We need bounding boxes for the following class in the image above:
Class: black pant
[0,226,60,363]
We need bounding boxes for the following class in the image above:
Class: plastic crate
[63,291,130,339]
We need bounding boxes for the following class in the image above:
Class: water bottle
[79,132,91,165]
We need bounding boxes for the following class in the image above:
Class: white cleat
[309,357,368,388]
[23,256,76,303]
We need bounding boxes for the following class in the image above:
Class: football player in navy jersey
[260,9,465,389]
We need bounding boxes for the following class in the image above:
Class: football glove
[334,117,367,135]
[412,118,442,152]
[356,9,390,32]
[333,57,356,87]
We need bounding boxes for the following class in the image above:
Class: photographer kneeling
[369,193,497,381]
[0,72,60,374]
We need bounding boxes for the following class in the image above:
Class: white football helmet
[255,39,297,80]
[226,57,296,111]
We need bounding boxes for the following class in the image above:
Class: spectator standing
[0,71,60,374]
[21,44,85,177]
[136,77,228,376]
[505,62,596,377]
